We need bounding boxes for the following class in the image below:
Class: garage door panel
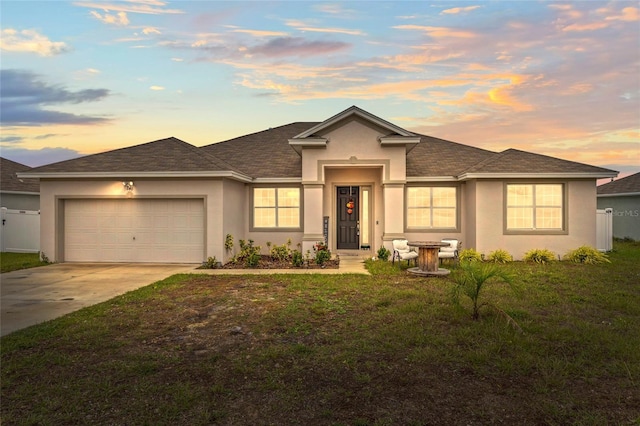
[65,199,204,263]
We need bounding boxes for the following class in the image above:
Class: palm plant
[451,262,521,330]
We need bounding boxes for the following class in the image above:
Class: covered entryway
[64,199,204,263]
[337,186,359,249]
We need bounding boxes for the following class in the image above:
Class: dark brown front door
[337,186,359,249]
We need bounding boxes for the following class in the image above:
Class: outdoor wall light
[122,181,134,198]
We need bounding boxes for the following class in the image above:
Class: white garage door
[65,199,204,263]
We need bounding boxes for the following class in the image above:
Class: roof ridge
[202,122,320,148]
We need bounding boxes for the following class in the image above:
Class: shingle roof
[407,135,496,177]
[201,122,318,178]
[462,148,615,175]
[18,109,617,181]
[597,172,640,195]
[25,137,239,174]
[0,157,39,192]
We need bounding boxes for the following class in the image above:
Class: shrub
[315,249,331,265]
[314,241,331,265]
[225,234,234,252]
[377,246,391,261]
[487,249,513,263]
[563,246,611,264]
[238,239,261,268]
[201,256,219,269]
[270,242,291,262]
[459,248,482,263]
[524,248,556,264]
[291,250,304,267]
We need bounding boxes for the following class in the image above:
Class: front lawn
[0,252,48,273]
[1,241,639,425]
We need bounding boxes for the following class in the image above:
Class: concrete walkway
[1,256,369,336]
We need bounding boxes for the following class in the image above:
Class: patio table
[407,241,450,276]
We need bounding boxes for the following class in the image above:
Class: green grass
[1,241,639,425]
[0,252,48,273]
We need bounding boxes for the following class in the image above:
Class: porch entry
[337,186,359,249]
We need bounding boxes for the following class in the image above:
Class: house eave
[597,192,640,198]
[406,176,459,182]
[288,138,328,154]
[0,190,40,196]
[458,172,619,181]
[17,171,254,182]
[252,177,303,184]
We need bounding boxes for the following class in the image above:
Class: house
[1,157,40,210]
[18,106,617,263]
[597,172,640,241]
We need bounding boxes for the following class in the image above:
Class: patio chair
[392,239,418,265]
[438,239,460,264]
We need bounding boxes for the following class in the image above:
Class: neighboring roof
[597,172,640,196]
[201,122,317,179]
[459,149,617,179]
[20,137,249,180]
[0,157,39,193]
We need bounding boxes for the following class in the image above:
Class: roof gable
[597,172,640,195]
[293,106,416,139]
[0,157,39,193]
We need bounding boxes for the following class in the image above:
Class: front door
[337,186,359,249]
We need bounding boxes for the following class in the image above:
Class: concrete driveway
[1,263,196,337]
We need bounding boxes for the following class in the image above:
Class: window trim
[503,182,568,235]
[404,185,460,232]
[250,186,303,232]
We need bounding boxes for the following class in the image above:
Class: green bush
[459,248,482,263]
[291,250,304,267]
[377,246,391,261]
[563,246,611,264]
[201,256,219,269]
[238,239,261,268]
[487,249,513,263]
[523,248,556,264]
[315,249,331,265]
[270,242,291,262]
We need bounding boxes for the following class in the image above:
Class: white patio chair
[438,239,460,264]
[392,239,418,265]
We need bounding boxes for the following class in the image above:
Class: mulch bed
[220,255,340,269]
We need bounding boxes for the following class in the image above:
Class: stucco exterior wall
[222,179,246,262]
[302,118,407,183]
[597,195,640,240]
[471,179,598,260]
[39,178,224,262]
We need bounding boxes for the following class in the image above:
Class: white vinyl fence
[0,207,40,253]
[596,208,613,252]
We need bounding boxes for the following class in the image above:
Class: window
[506,184,564,231]
[253,188,300,228]
[407,187,457,229]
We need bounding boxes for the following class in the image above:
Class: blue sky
[1,1,638,178]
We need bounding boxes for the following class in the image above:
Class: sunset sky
[1,1,638,179]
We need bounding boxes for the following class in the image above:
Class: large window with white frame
[253,187,301,229]
[406,186,457,229]
[506,183,564,232]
